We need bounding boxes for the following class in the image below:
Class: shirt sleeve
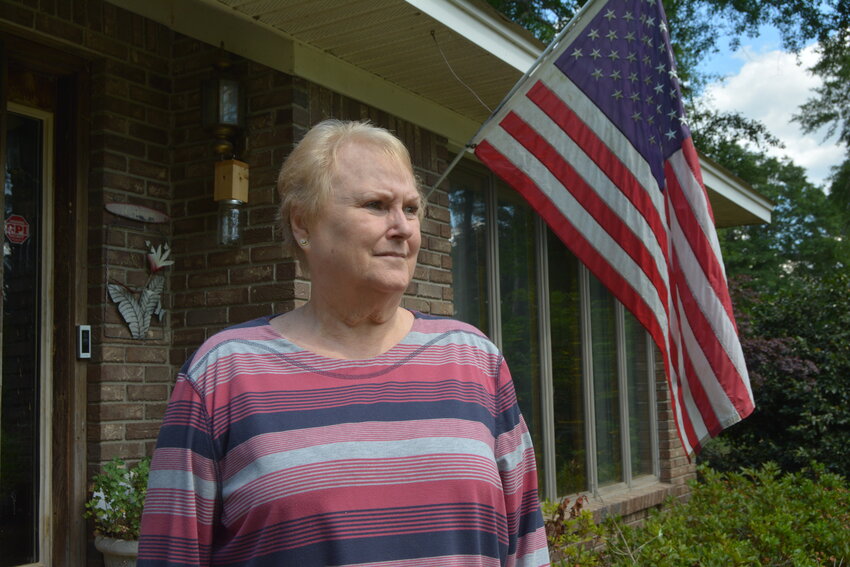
[137,373,220,567]
[494,356,551,567]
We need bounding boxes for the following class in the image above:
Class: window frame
[448,161,659,501]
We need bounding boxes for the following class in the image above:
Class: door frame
[4,100,56,567]
[1,32,90,567]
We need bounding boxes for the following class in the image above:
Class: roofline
[404,0,543,72]
[700,151,774,224]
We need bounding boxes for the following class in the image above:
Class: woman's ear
[290,207,309,244]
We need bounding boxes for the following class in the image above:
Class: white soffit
[106,0,770,226]
[700,152,773,226]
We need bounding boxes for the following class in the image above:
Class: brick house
[0,0,771,565]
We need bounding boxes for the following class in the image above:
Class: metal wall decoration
[108,241,173,340]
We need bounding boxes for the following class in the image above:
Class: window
[448,163,658,499]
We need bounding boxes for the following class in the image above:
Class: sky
[695,27,845,189]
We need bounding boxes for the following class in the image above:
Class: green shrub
[84,457,150,540]
[544,463,850,566]
[543,495,608,566]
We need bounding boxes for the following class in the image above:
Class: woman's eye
[404,205,419,216]
[364,201,383,210]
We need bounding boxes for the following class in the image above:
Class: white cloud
[699,43,845,188]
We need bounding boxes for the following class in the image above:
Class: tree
[701,273,850,475]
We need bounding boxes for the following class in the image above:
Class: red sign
[5,214,30,244]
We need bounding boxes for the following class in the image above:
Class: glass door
[0,103,53,566]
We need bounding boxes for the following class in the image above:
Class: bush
[543,495,607,566]
[703,274,850,475]
[84,457,150,540]
[545,463,850,566]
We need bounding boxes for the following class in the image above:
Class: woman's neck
[272,294,413,360]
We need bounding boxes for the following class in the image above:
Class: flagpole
[425,0,599,199]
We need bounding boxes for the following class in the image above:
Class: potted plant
[85,457,151,567]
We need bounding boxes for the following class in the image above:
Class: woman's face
[299,141,421,296]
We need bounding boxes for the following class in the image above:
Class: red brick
[186,308,228,327]
[231,265,273,284]
[126,422,163,440]
[95,442,146,463]
[145,366,174,383]
[99,364,145,383]
[98,345,126,363]
[209,248,250,267]
[207,287,249,306]
[231,304,274,323]
[93,403,145,421]
[88,383,124,403]
[145,403,169,421]
[128,384,168,401]
[126,346,168,363]
[251,283,295,302]
[251,245,286,263]
[188,271,228,288]
[92,423,125,442]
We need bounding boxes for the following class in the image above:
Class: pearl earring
[299,238,309,246]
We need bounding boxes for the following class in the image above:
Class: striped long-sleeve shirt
[138,311,549,566]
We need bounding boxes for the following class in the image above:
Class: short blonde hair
[276,119,425,264]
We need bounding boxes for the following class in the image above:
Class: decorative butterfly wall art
[107,241,174,340]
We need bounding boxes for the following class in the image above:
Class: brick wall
[76,1,175,471]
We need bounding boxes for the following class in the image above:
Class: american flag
[472,0,754,454]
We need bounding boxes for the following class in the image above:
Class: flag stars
[606,30,618,41]
[591,68,604,80]
[625,31,636,42]
[588,28,600,40]
[655,63,666,73]
[623,11,634,21]
[604,9,617,21]
[642,55,652,65]
[628,71,638,83]
[654,83,665,94]
[642,35,653,48]
[612,89,624,100]
[632,111,643,122]
[646,16,656,26]
[626,51,637,63]
[590,48,602,59]
[629,92,641,102]
[667,109,678,120]
[659,21,668,33]
[609,69,622,80]
[571,48,583,59]
[665,128,678,140]
[608,49,620,60]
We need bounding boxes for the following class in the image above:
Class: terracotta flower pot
[94,536,139,567]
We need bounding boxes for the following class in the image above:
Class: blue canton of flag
[558,0,686,188]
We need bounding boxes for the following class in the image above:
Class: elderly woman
[138,120,549,566]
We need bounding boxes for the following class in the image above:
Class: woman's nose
[387,207,416,239]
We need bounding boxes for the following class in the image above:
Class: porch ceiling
[107,0,771,225]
